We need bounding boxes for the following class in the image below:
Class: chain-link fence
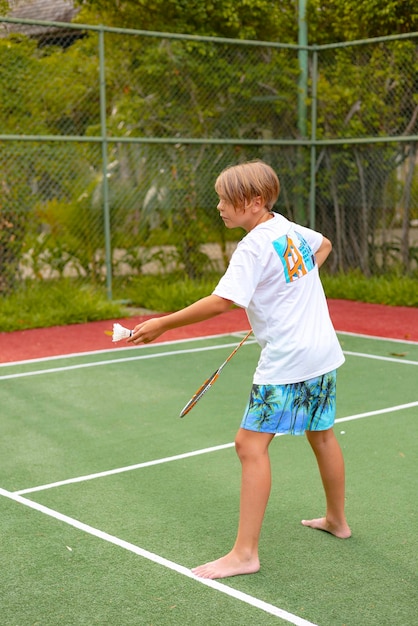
[0,17,417,300]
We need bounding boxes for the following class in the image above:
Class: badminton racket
[179,330,253,418]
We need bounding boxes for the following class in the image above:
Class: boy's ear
[252,195,264,210]
[244,195,264,212]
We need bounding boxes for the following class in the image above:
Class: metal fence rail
[0,16,417,299]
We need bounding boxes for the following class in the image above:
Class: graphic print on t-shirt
[272,231,316,283]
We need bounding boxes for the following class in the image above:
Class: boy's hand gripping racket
[179,330,253,418]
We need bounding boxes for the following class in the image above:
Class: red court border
[0,299,417,364]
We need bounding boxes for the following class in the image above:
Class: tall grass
[0,280,124,332]
[0,271,416,332]
[321,270,418,307]
[113,273,222,312]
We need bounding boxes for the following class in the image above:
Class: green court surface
[1,332,417,625]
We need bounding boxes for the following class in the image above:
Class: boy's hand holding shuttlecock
[111,318,163,344]
[111,323,133,342]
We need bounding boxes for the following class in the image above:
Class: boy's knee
[234,430,273,462]
[234,431,258,462]
[306,427,335,448]
[234,434,246,459]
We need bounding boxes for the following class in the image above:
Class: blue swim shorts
[240,371,337,436]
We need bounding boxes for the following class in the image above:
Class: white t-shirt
[213,213,345,384]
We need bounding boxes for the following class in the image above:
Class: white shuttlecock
[112,323,133,342]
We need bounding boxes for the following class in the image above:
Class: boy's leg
[302,428,351,538]
[192,428,275,579]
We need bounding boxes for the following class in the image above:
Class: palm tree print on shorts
[243,373,336,435]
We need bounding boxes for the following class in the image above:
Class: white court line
[0,331,251,368]
[337,330,418,346]
[1,328,417,371]
[1,344,417,382]
[1,333,416,624]
[1,329,416,369]
[343,350,418,366]
[15,400,418,496]
[15,442,237,495]
[0,339,258,381]
[3,400,418,624]
[0,487,317,626]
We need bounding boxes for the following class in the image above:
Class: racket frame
[179,330,252,417]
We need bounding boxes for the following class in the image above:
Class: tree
[0,32,105,288]
[1,0,416,292]
[75,18,302,276]
[75,0,297,42]
[0,37,48,292]
[307,0,418,43]
[312,37,417,274]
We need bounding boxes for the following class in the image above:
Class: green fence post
[309,47,318,229]
[298,0,308,138]
[297,0,308,224]
[99,26,113,300]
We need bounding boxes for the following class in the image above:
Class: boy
[129,160,351,579]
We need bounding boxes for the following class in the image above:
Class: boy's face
[217,196,262,232]
[217,196,246,230]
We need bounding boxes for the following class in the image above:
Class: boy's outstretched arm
[128,295,234,344]
[315,236,332,268]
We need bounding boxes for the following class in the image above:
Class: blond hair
[215,160,280,211]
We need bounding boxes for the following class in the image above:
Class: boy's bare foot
[191,551,260,579]
[301,517,351,539]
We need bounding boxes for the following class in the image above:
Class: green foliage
[0,38,46,134]
[0,172,30,293]
[0,36,100,136]
[114,272,222,312]
[0,35,101,292]
[307,0,418,43]
[77,0,418,44]
[0,280,124,332]
[38,39,101,136]
[309,35,417,274]
[0,40,46,292]
[314,40,417,140]
[76,0,296,42]
[1,271,416,333]
[1,2,417,307]
[321,269,418,307]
